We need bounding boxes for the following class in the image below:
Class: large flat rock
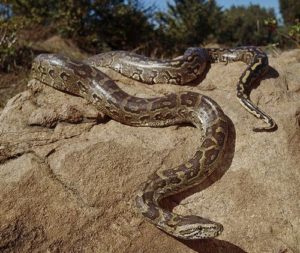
[0,50,299,253]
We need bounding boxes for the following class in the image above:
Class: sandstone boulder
[0,50,299,253]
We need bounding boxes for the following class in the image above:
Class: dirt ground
[0,47,299,253]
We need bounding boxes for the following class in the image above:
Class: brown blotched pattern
[30,46,273,240]
[88,47,276,131]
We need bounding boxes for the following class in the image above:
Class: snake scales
[31,47,275,240]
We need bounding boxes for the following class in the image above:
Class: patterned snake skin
[87,46,276,131]
[30,47,273,240]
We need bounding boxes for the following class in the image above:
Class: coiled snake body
[31,47,275,240]
[87,46,276,131]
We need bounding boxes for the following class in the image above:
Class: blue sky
[143,0,281,19]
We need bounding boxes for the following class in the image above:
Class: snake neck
[135,96,228,239]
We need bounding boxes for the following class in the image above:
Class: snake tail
[207,47,277,131]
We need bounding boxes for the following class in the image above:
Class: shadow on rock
[161,115,236,209]
[187,62,212,86]
[264,65,280,79]
[160,116,241,252]
[246,65,279,92]
[180,238,248,253]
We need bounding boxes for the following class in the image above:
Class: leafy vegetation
[279,0,300,25]
[155,0,222,53]
[0,0,299,72]
[217,5,277,46]
[0,16,33,72]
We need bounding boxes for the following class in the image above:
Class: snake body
[88,47,276,131]
[86,47,209,85]
[31,46,273,240]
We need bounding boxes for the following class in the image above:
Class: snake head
[173,215,223,240]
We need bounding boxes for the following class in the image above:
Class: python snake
[88,46,276,131]
[31,47,274,240]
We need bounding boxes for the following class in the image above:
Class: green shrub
[0,16,33,72]
[155,0,222,54]
[217,4,277,46]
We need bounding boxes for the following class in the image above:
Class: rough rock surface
[0,50,299,253]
